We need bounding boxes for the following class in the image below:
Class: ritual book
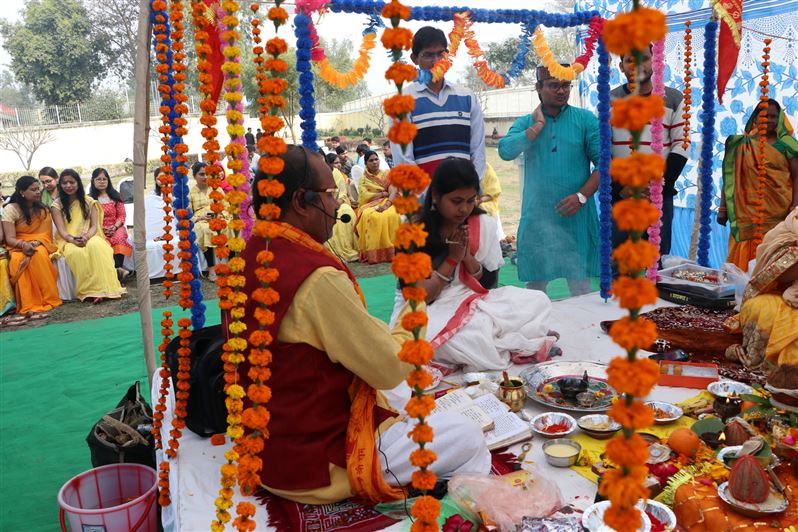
[432,389,532,450]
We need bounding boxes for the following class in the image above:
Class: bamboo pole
[133,0,156,385]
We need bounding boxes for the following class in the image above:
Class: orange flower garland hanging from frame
[381,2,439,530]
[681,21,692,151]
[600,3,666,531]
[752,39,772,248]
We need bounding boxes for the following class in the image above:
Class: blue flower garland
[697,20,718,267]
[150,0,205,328]
[596,39,613,300]
[295,12,318,149]
[502,22,535,85]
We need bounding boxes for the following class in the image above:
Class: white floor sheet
[154,293,701,531]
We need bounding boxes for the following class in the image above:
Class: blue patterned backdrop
[574,0,798,266]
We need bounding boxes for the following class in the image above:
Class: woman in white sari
[391,158,558,371]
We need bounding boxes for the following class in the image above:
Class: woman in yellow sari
[323,152,359,261]
[189,162,224,281]
[0,212,15,320]
[51,169,124,303]
[356,150,400,264]
[1,176,61,318]
[719,100,798,271]
[726,206,798,368]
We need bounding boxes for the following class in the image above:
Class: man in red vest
[238,145,490,504]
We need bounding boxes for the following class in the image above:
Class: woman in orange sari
[719,100,798,271]
[355,150,400,263]
[0,175,61,317]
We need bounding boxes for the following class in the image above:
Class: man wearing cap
[498,65,600,296]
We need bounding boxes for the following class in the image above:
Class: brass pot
[499,379,527,412]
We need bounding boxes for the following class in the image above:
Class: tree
[0,127,55,170]
[0,0,105,105]
[0,70,36,107]
[363,98,386,136]
[84,0,139,84]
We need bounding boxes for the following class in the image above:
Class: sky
[0,0,569,97]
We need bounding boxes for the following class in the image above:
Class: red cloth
[99,201,132,256]
[717,0,744,103]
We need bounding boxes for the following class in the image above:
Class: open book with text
[432,389,532,450]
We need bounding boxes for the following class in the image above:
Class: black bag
[165,324,227,437]
[86,381,156,468]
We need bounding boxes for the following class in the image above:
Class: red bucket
[57,463,157,532]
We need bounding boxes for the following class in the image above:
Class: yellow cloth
[570,415,696,483]
[0,251,16,315]
[263,265,420,504]
[1,206,61,314]
[356,169,400,264]
[189,185,217,252]
[54,197,124,301]
[325,169,359,261]
[479,163,502,218]
[739,293,798,365]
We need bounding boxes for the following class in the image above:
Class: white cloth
[392,215,556,372]
[55,257,77,301]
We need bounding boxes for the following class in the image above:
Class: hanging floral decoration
[597,39,613,301]
[429,12,469,82]
[752,38,771,248]
[464,24,506,88]
[381,1,439,530]
[295,12,318,148]
[600,4,665,531]
[316,32,377,88]
[645,39,665,282]
[681,21,692,151]
[533,16,603,82]
[697,19,718,267]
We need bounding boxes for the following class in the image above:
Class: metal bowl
[717,445,779,469]
[707,380,753,399]
[578,414,622,440]
[646,401,683,424]
[542,438,581,467]
[582,500,651,531]
[531,412,576,439]
[717,481,788,518]
[641,500,677,531]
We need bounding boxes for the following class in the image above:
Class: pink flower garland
[646,38,665,281]
[296,0,326,60]
[217,7,254,240]
[575,17,605,68]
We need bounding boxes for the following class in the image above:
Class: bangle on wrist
[444,256,458,268]
[433,270,453,283]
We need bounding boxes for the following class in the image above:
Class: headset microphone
[306,199,351,223]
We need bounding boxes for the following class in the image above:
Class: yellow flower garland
[532,28,585,81]
[316,32,376,88]
[429,12,470,83]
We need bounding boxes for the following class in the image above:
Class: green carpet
[0,262,595,531]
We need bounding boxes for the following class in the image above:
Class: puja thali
[520,361,617,413]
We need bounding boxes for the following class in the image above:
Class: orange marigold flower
[402,285,427,303]
[381,27,413,51]
[612,276,658,309]
[602,504,645,532]
[258,203,281,220]
[390,165,430,192]
[210,433,226,446]
[612,198,660,232]
[611,95,665,132]
[608,357,659,396]
[381,1,411,21]
[265,37,287,55]
[398,339,434,365]
[608,317,658,352]
[393,195,421,215]
[257,178,285,199]
[406,368,433,389]
[608,399,655,429]
[411,495,441,524]
[401,310,428,331]
[598,465,649,507]
[602,7,667,56]
[383,94,415,118]
[388,120,418,146]
[408,422,434,443]
[259,156,285,175]
[405,394,435,418]
[605,433,649,468]
[613,240,659,275]
[395,223,428,250]
[267,6,288,23]
[610,152,665,188]
[257,136,287,156]
[411,470,437,491]
[385,62,418,85]
[409,448,437,468]
[392,252,432,283]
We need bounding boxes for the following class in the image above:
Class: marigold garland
[429,12,470,82]
[316,32,377,88]
[382,2,437,529]
[681,21,693,151]
[752,39,772,248]
[532,20,604,82]
[600,3,664,529]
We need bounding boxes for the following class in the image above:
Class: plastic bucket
[57,463,157,532]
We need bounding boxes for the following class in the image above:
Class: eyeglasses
[419,49,448,60]
[543,82,572,92]
[307,187,339,197]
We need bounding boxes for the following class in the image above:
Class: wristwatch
[576,192,587,205]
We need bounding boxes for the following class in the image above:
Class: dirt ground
[2,148,522,332]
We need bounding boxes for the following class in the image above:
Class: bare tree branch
[0,127,55,171]
[363,99,386,135]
